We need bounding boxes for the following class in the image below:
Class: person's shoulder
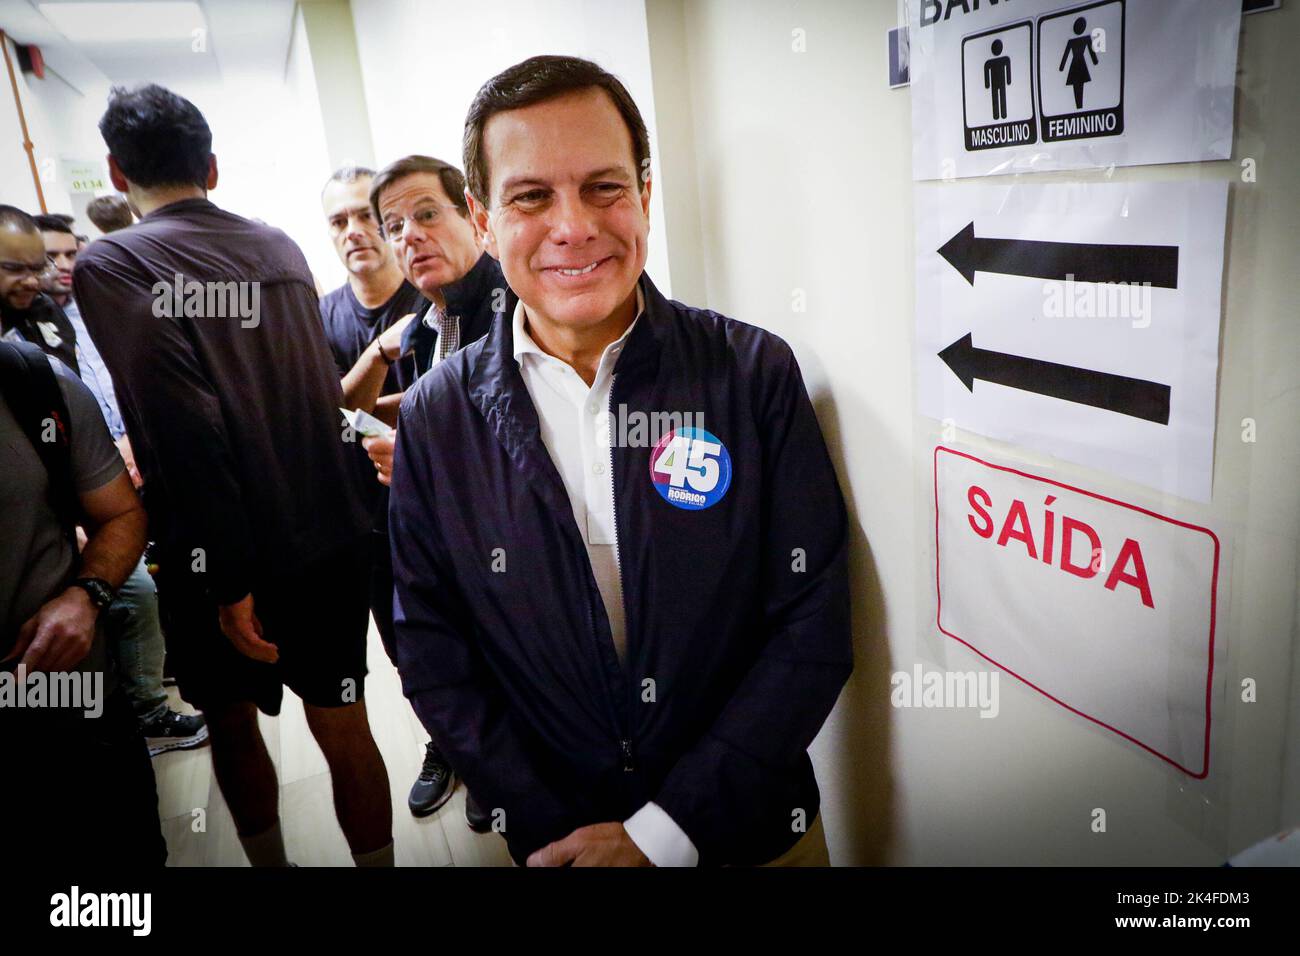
[75,211,173,272]
[661,294,798,371]
[319,283,350,318]
[74,231,128,274]
[48,354,103,420]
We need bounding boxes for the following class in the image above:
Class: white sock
[352,842,395,867]
[238,821,290,867]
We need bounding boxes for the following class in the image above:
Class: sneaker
[465,791,492,833]
[408,742,455,817]
[141,709,209,757]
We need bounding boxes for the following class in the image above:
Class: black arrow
[938,222,1179,288]
[938,333,1171,425]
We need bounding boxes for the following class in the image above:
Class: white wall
[284,3,346,291]
[349,0,672,297]
[649,0,1300,865]
[2,19,339,288]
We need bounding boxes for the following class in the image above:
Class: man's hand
[115,435,142,488]
[362,433,395,487]
[526,823,653,867]
[5,587,100,672]
[218,593,278,663]
[376,313,416,363]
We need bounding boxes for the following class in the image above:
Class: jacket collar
[444,251,503,320]
[467,272,671,510]
[470,271,670,420]
[401,252,503,356]
[511,284,644,367]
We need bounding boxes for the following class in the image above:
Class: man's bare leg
[205,699,286,865]
[303,699,392,857]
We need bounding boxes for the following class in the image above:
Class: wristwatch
[71,577,116,610]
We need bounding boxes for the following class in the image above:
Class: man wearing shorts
[75,84,393,866]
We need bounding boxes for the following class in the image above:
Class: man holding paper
[352,154,507,827]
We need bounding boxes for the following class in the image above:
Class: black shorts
[156,538,371,715]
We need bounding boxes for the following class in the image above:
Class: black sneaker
[465,791,492,833]
[409,742,455,817]
[141,709,209,757]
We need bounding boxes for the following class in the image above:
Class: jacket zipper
[608,373,635,773]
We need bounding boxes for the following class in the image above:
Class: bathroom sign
[912,0,1241,179]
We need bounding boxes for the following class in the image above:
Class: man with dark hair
[33,215,79,311]
[354,153,505,829]
[34,212,208,755]
[86,195,135,234]
[97,84,213,190]
[389,56,852,867]
[32,215,109,427]
[45,213,88,250]
[75,83,394,866]
[0,206,79,374]
[366,154,493,383]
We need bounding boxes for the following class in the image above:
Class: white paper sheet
[915,179,1227,502]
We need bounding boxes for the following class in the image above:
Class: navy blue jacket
[396,252,503,389]
[389,274,852,865]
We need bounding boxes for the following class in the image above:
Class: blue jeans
[104,559,170,726]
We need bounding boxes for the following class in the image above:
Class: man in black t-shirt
[319,166,425,427]
[319,166,455,819]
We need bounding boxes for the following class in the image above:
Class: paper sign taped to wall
[910,0,1241,179]
[915,179,1227,502]
[934,445,1220,777]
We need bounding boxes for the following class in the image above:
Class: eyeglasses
[0,260,53,280]
[380,203,461,240]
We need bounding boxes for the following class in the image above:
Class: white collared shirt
[512,289,700,868]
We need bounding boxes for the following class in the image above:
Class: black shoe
[465,791,492,833]
[409,742,455,817]
[141,709,209,757]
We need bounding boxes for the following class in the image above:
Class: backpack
[0,339,79,545]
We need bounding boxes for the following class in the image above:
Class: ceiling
[0,0,296,95]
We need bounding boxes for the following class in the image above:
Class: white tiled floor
[154,620,513,867]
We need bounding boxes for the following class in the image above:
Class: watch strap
[72,576,115,610]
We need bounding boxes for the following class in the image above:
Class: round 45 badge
[648,427,732,510]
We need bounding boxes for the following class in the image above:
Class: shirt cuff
[624,802,699,867]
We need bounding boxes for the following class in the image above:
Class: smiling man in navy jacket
[389,55,852,867]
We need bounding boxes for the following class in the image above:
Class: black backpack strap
[0,340,80,545]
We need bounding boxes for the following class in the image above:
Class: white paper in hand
[340,407,395,439]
